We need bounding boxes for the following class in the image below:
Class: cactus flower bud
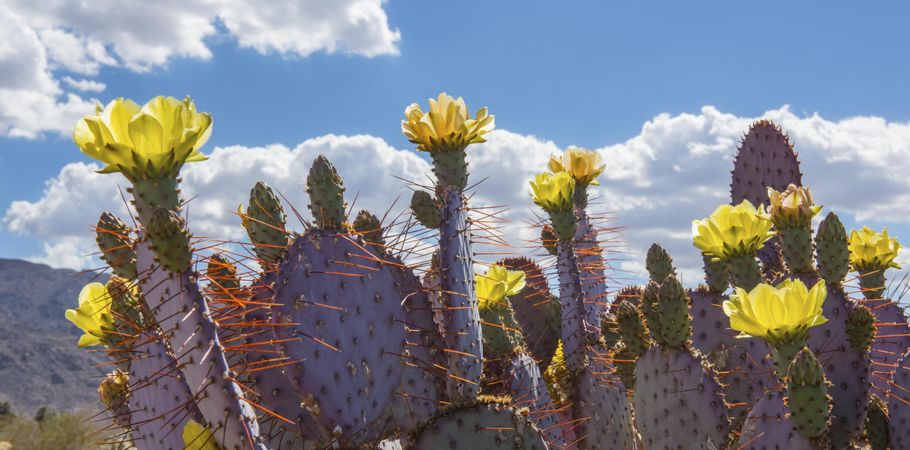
[766,184,822,228]
[548,147,605,186]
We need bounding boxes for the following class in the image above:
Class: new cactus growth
[767,184,822,273]
[241,181,289,263]
[306,154,347,230]
[96,211,138,279]
[410,190,441,229]
[816,212,850,285]
[786,348,832,438]
[353,209,385,248]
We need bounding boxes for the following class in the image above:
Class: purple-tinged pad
[803,280,871,445]
[730,120,802,270]
[437,188,482,401]
[129,331,202,450]
[866,298,910,394]
[501,257,561,371]
[136,242,266,450]
[573,207,609,339]
[739,391,815,450]
[380,251,446,437]
[242,274,328,448]
[408,401,549,450]
[509,352,575,448]
[556,241,588,372]
[888,349,910,450]
[271,229,415,446]
[688,287,774,418]
[633,346,731,450]
[574,348,638,450]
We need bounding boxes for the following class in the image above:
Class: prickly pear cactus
[889,349,910,450]
[739,391,816,450]
[128,332,202,450]
[509,352,574,448]
[730,120,803,271]
[408,401,549,450]
[500,257,561,371]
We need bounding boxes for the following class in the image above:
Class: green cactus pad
[616,301,650,356]
[640,281,662,343]
[702,253,729,293]
[548,208,577,242]
[430,148,469,190]
[145,207,192,272]
[846,305,876,350]
[645,243,676,283]
[96,212,137,279]
[306,155,347,229]
[726,253,763,291]
[540,224,557,256]
[479,296,523,358]
[655,275,691,347]
[353,209,386,248]
[786,348,831,438]
[779,225,815,273]
[408,401,548,449]
[865,395,889,450]
[130,176,180,225]
[244,181,289,263]
[410,190,441,229]
[815,212,850,285]
[206,253,240,300]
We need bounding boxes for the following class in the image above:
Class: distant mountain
[0,259,107,413]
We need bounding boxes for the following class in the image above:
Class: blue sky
[2,1,910,286]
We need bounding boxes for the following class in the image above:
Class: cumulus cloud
[0,0,400,138]
[5,135,428,269]
[6,107,910,287]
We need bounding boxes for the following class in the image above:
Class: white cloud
[0,0,400,138]
[6,107,910,288]
[61,77,106,93]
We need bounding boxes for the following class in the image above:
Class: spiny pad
[786,348,831,438]
[271,229,424,445]
[633,346,731,450]
[573,207,609,339]
[645,243,676,283]
[410,190,441,229]
[574,348,638,449]
[500,257,561,371]
[867,298,910,395]
[407,401,549,449]
[96,211,137,279]
[509,352,574,447]
[244,181,289,263]
[815,212,850,285]
[688,287,774,419]
[128,332,202,450]
[306,155,346,229]
[739,391,815,450]
[888,349,910,450]
[730,120,802,271]
[353,209,386,248]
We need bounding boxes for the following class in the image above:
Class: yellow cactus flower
[74,96,211,180]
[476,264,527,309]
[65,282,115,348]
[530,171,575,213]
[183,419,219,450]
[98,370,130,409]
[692,200,775,260]
[723,279,827,346]
[548,147,606,185]
[767,184,822,228]
[849,226,902,271]
[401,92,494,152]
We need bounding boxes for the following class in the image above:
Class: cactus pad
[500,257,561,371]
[244,181,289,263]
[306,155,347,229]
[633,347,731,450]
[730,120,802,271]
[739,391,815,450]
[408,401,549,449]
[96,212,138,279]
[888,349,910,450]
